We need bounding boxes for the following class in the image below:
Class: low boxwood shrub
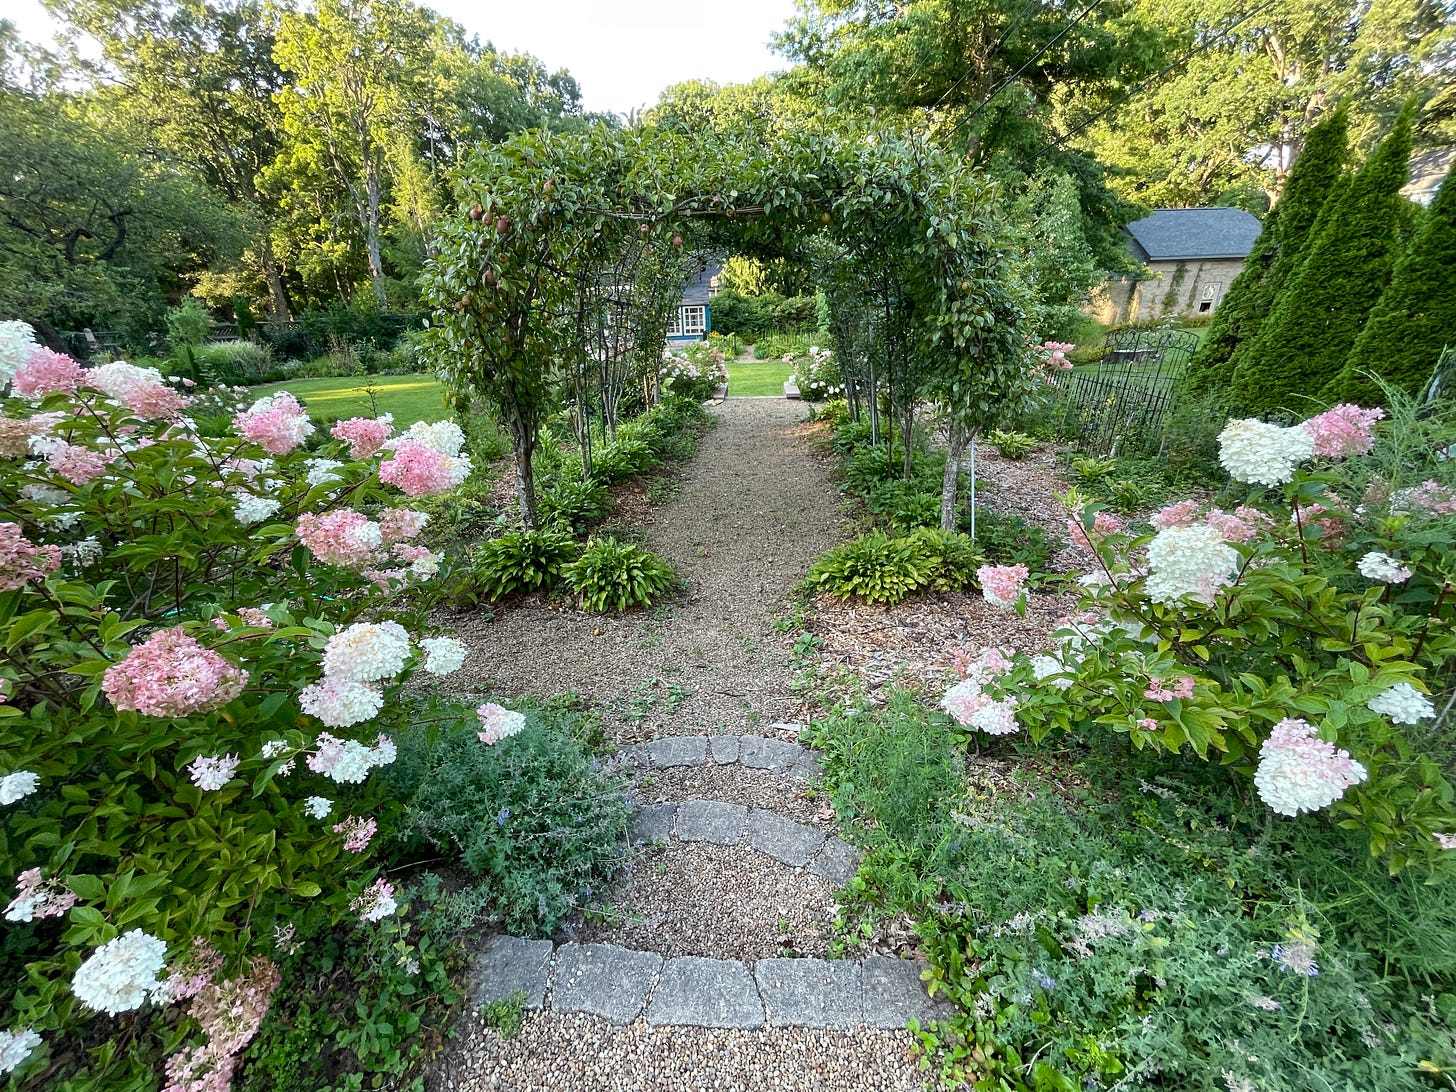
[471,527,581,600]
[562,536,677,612]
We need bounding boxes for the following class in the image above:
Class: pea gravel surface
[443,398,846,743]
[430,1012,939,1092]
[573,842,839,961]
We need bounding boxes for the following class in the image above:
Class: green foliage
[754,332,820,360]
[591,437,660,484]
[910,527,984,592]
[390,708,630,934]
[541,477,614,531]
[471,527,582,600]
[1232,103,1415,415]
[1070,453,1117,482]
[1185,107,1350,395]
[805,531,935,604]
[562,537,678,612]
[193,340,277,386]
[959,507,1057,569]
[478,990,527,1039]
[863,479,942,531]
[166,298,212,350]
[1337,162,1456,400]
[810,691,1456,1091]
[1158,390,1232,486]
[987,430,1038,459]
[710,289,820,341]
[239,880,462,1092]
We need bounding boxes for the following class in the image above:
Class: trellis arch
[421,123,1027,528]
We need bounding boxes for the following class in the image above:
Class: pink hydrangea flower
[1253,718,1367,816]
[5,868,76,923]
[330,415,394,458]
[1136,718,1159,731]
[1066,510,1125,550]
[1293,502,1347,546]
[476,702,526,744]
[102,627,248,717]
[0,523,61,591]
[12,348,84,398]
[977,563,1028,610]
[295,510,383,569]
[1204,506,1269,544]
[47,442,108,485]
[233,392,314,455]
[1435,833,1456,851]
[123,382,190,421]
[377,439,470,497]
[165,939,224,1004]
[163,956,278,1092]
[377,508,429,544]
[1300,404,1385,459]
[351,878,397,923]
[333,815,377,853]
[1394,480,1456,516]
[1144,676,1195,702]
[1151,500,1202,530]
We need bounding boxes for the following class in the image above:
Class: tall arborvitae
[1183,107,1349,395]
[1229,101,1415,416]
[1333,163,1456,401]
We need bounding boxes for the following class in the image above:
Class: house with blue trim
[666,260,721,345]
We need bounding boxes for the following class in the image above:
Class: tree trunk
[365,165,387,309]
[509,414,539,530]
[940,421,966,531]
[259,233,293,322]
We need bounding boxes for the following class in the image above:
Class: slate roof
[1124,207,1263,262]
[681,259,722,306]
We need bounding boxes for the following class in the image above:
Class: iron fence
[1063,327,1202,456]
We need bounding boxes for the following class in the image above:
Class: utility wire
[943,0,1107,146]
[923,0,1043,116]
[1026,0,1279,162]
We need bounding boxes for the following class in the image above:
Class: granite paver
[469,935,553,1009]
[550,943,662,1025]
[754,958,864,1028]
[672,800,748,845]
[646,957,765,1029]
[747,808,826,867]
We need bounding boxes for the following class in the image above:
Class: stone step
[468,937,951,1031]
[627,799,859,882]
[618,731,819,782]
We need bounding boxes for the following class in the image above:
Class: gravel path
[429,399,944,1091]
[445,399,845,742]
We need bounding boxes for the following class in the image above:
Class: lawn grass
[252,374,451,423]
[725,357,792,397]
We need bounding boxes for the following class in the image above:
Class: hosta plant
[471,527,582,600]
[561,536,677,612]
[0,322,475,1088]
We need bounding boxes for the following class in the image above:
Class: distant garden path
[448,397,845,742]
[432,399,946,1091]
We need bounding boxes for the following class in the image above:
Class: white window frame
[681,305,706,335]
[666,310,683,337]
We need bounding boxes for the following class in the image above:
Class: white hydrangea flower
[0,321,38,385]
[970,697,1020,736]
[305,458,345,488]
[1253,718,1367,816]
[407,550,442,579]
[1355,551,1411,583]
[298,676,384,729]
[71,929,169,1015]
[1367,683,1435,725]
[397,420,465,457]
[419,636,467,676]
[187,754,239,791]
[1217,418,1315,486]
[304,796,333,819]
[86,361,166,401]
[62,537,102,566]
[1031,654,1073,690]
[0,1027,41,1075]
[1144,524,1238,606]
[370,735,397,767]
[232,491,281,524]
[321,622,411,682]
[0,772,40,806]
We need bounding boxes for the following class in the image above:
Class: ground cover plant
[807,388,1456,1089]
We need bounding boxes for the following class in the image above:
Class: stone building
[1090,207,1263,325]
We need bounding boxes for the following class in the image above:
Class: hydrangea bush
[786,344,843,402]
[0,322,477,1086]
[941,396,1456,870]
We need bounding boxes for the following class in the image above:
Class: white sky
[6,0,802,116]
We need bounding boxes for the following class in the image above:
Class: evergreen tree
[1334,164,1456,400]
[1228,101,1415,416]
[1184,107,1348,394]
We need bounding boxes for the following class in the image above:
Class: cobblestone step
[468,937,951,1031]
[618,730,820,782]
[626,799,859,882]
